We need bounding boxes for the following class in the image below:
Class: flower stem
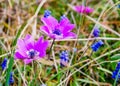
[48,39,55,59]
[33,61,38,85]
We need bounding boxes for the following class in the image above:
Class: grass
[0,0,120,86]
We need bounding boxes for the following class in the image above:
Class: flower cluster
[9,72,14,84]
[40,10,76,39]
[1,58,7,70]
[112,62,120,80]
[14,35,49,64]
[73,5,93,14]
[59,50,69,67]
[44,10,51,18]
[91,40,104,52]
[93,26,100,37]
[91,25,104,51]
[14,10,77,65]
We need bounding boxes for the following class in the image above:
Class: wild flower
[59,50,69,67]
[93,26,100,37]
[44,10,51,18]
[112,62,120,79]
[40,10,76,39]
[14,35,49,64]
[91,40,104,52]
[9,72,14,84]
[1,58,7,70]
[73,5,93,14]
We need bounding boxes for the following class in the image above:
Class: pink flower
[40,10,76,39]
[14,35,49,64]
[73,5,93,14]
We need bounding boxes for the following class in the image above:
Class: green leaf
[5,23,27,86]
[111,54,120,60]
[97,67,112,74]
[77,79,98,85]
[5,56,14,86]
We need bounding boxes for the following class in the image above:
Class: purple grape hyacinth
[59,50,69,67]
[40,10,76,39]
[93,26,100,37]
[14,34,49,64]
[91,40,104,52]
[1,58,7,70]
[44,10,51,18]
[9,72,14,84]
[73,5,93,14]
[112,62,120,79]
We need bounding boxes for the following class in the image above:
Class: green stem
[33,61,37,85]
[48,39,55,59]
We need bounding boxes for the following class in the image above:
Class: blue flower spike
[44,10,51,18]
[1,58,8,70]
[91,40,104,52]
[59,50,69,67]
[112,62,120,79]
[9,72,14,84]
[93,26,100,37]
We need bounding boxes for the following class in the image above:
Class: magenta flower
[14,35,49,64]
[40,10,76,39]
[73,5,93,14]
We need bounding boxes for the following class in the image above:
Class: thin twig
[52,45,58,73]
[49,37,120,42]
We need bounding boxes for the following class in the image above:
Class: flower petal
[41,41,49,50]
[63,32,77,39]
[40,26,50,35]
[39,51,46,57]
[34,37,49,56]
[59,17,70,26]
[14,52,26,59]
[26,42,34,50]
[74,5,85,13]
[34,36,43,50]
[63,24,75,32]
[49,34,63,39]
[84,7,93,14]
[24,59,33,64]
[41,16,58,29]
[24,34,31,40]
[17,39,27,53]
[24,35,34,45]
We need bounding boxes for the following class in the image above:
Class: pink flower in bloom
[14,35,49,64]
[73,5,93,14]
[40,10,76,39]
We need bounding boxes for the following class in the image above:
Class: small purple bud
[1,58,7,70]
[93,26,100,37]
[44,10,51,18]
